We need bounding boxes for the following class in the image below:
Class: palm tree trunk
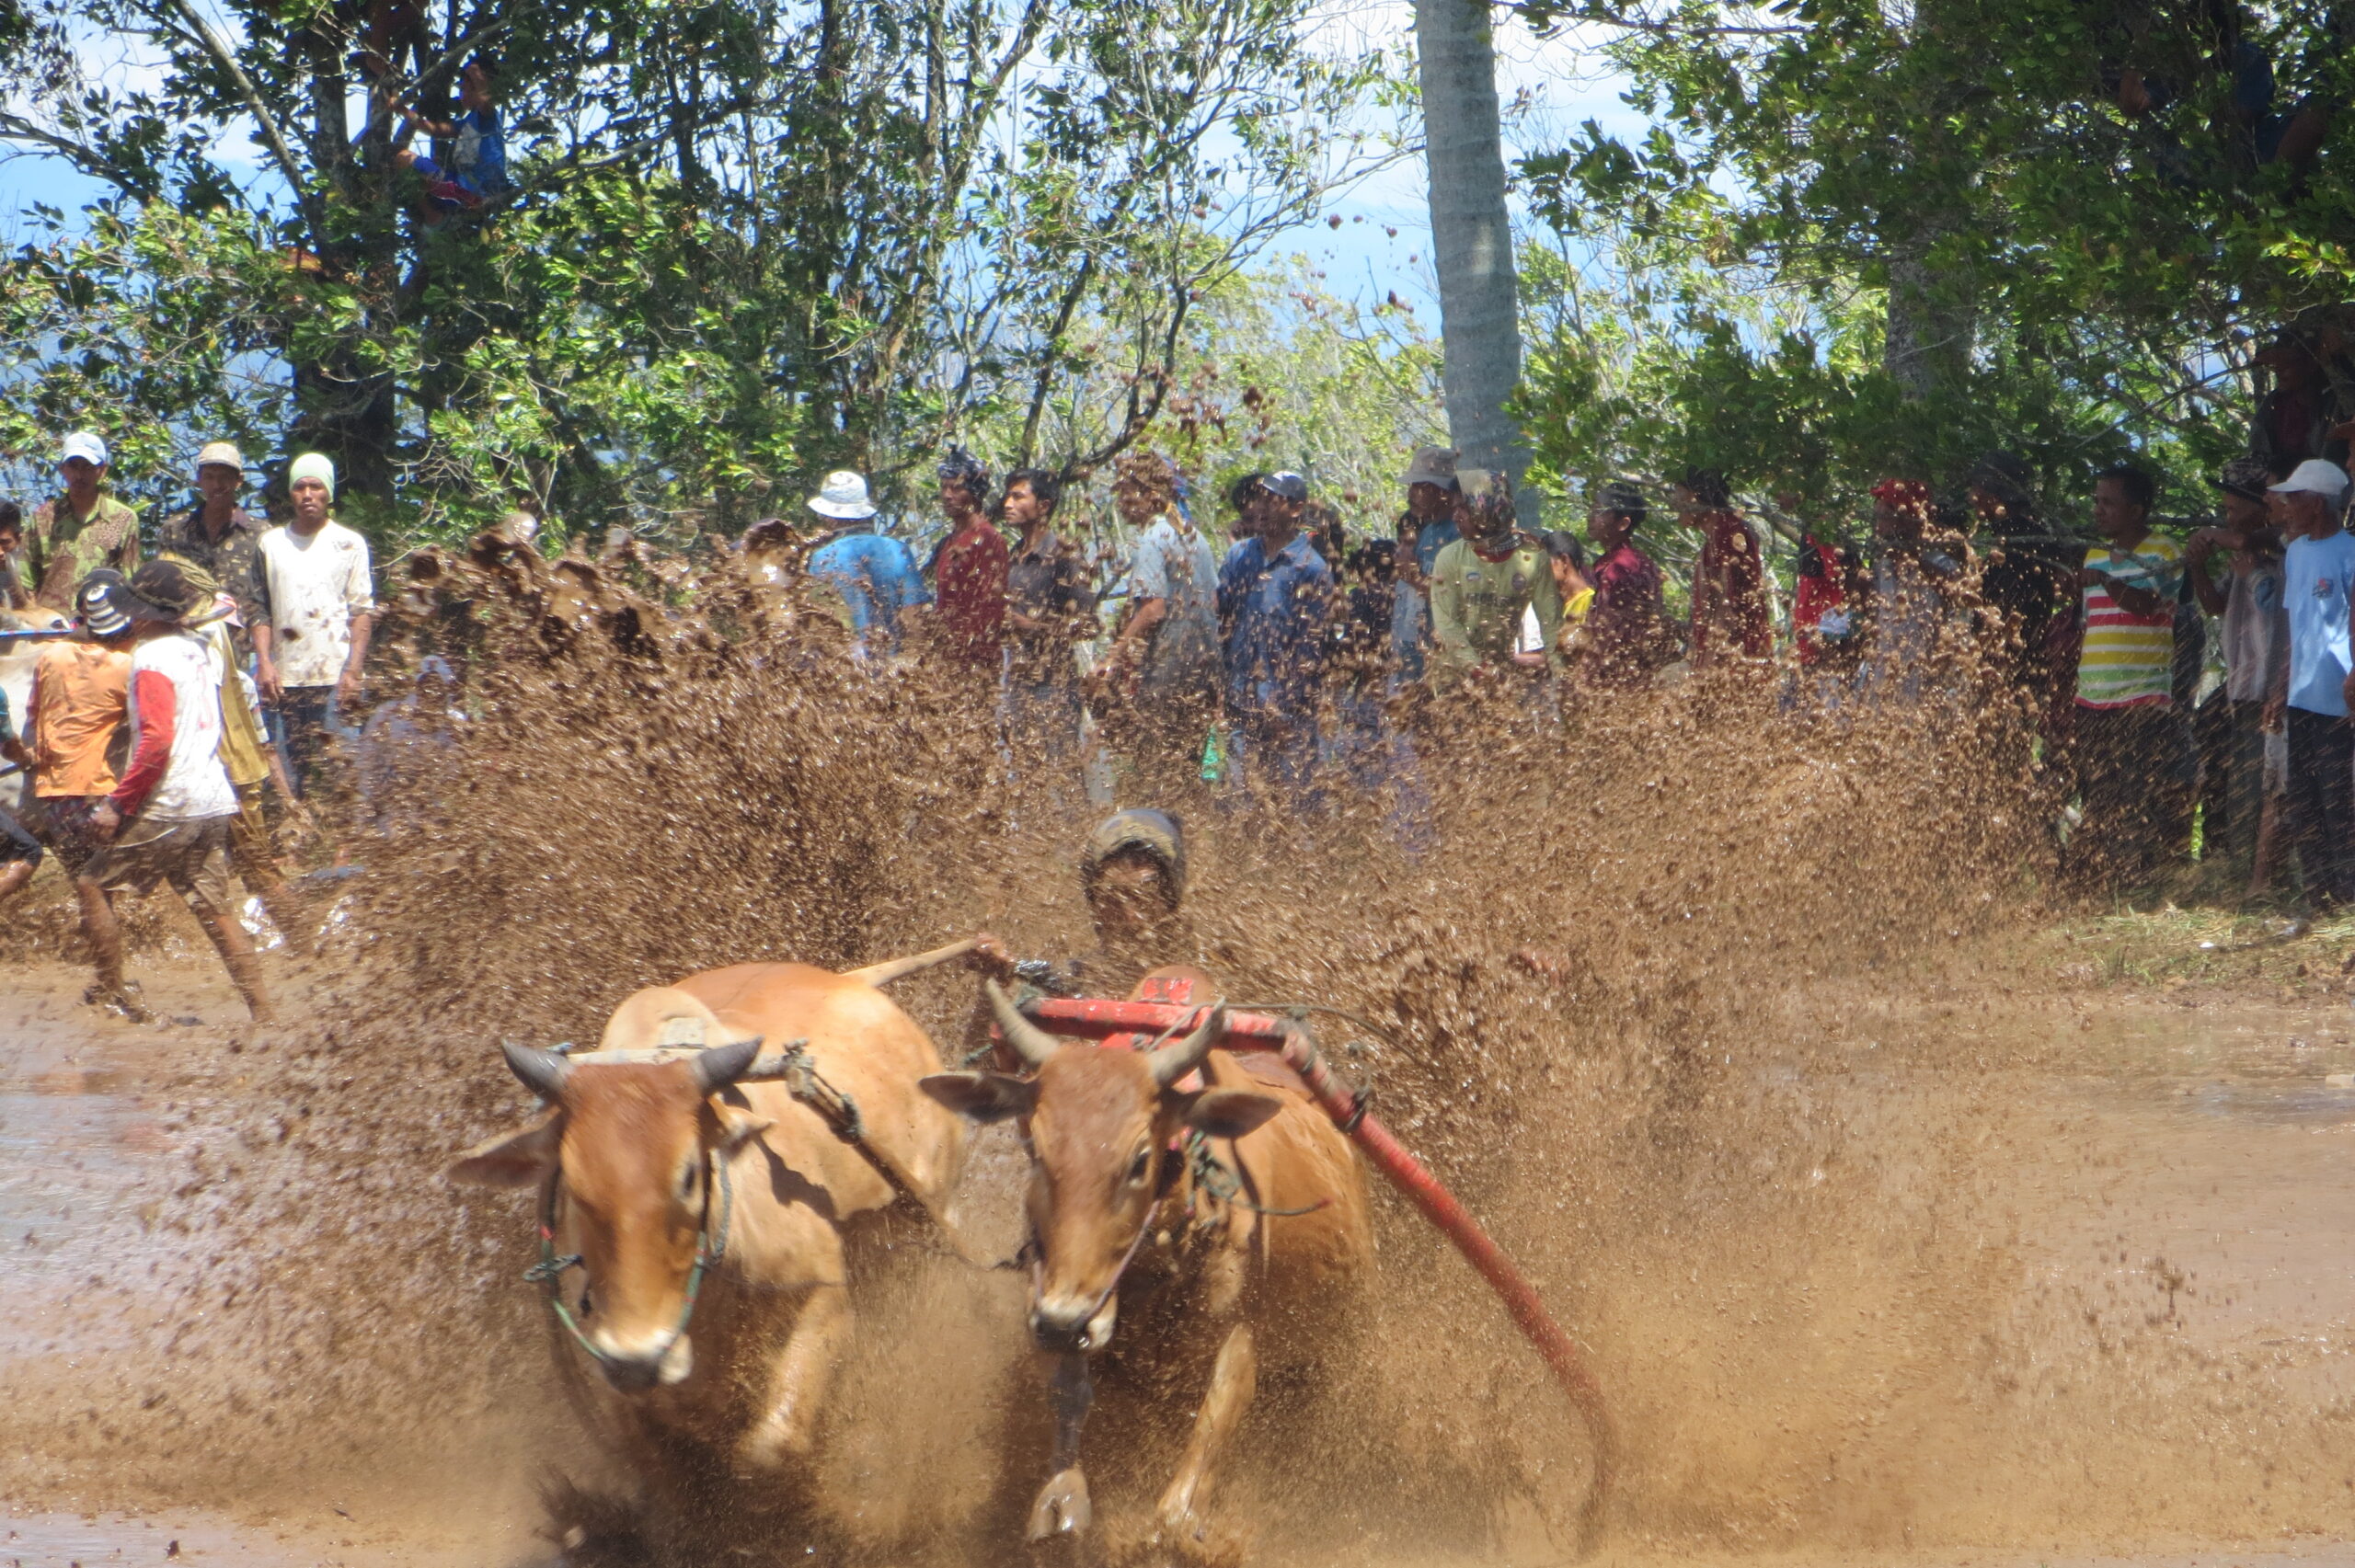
[1415,0,1536,529]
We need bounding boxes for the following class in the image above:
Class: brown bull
[922,969,1373,1555]
[447,959,966,1471]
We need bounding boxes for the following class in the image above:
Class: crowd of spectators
[10,368,2355,1017]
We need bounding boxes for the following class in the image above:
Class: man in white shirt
[252,452,374,796]
[77,559,272,1022]
[1105,454,1221,803]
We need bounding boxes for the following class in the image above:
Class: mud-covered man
[969,809,1198,1010]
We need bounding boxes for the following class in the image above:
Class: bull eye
[677,1160,701,1201]
[1127,1144,1153,1185]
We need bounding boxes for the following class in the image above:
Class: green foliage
[1514,0,2352,527]
[0,0,1388,548]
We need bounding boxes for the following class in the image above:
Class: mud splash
[6,540,2346,1563]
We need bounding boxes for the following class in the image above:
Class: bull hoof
[1027,1467,1092,1540]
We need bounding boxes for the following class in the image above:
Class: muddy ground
[13,893,2355,1567]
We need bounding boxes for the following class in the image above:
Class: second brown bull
[922,970,1375,1557]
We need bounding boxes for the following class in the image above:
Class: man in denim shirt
[1217,472,1332,806]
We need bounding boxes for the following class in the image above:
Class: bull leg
[1027,1351,1094,1541]
[1152,1323,1256,1552]
[739,1282,852,1470]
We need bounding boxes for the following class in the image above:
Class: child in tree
[387,59,509,214]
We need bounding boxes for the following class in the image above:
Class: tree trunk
[1415,0,1537,529]
[1884,240,1975,402]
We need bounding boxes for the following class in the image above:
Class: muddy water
[10,553,2355,1566]
[12,946,2355,1565]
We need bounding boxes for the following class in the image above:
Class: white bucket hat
[807,470,877,521]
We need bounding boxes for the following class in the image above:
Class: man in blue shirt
[1217,472,1332,807]
[2267,459,2355,908]
[806,471,932,659]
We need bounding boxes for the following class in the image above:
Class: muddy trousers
[2285,707,2355,909]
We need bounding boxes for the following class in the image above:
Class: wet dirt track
[13,939,2355,1568]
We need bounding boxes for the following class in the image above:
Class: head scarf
[289,452,336,499]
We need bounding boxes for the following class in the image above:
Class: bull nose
[1031,1295,1115,1354]
[589,1332,694,1391]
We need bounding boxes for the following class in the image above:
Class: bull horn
[1147,1001,1227,1089]
[694,1036,765,1093]
[502,1040,572,1101]
[986,979,1063,1070]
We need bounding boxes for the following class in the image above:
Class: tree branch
[150,0,316,231]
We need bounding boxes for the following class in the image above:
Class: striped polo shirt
[2075,533,2184,708]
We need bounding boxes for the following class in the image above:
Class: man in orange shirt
[23,571,139,877]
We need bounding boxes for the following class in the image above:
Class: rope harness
[529,1142,735,1373]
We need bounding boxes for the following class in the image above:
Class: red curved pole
[1017,997,1616,1551]
[1269,1024,1615,1553]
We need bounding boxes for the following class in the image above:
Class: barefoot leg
[1154,1322,1256,1549]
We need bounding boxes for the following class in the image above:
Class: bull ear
[1178,1088,1282,1141]
[447,1113,561,1187]
[716,1104,774,1151]
[920,1071,1039,1124]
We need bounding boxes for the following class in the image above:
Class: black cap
[1258,471,1308,502]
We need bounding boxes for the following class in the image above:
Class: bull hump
[600,986,741,1052]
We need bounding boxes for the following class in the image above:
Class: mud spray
[4,543,2345,1564]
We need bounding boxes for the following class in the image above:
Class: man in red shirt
[927,446,1007,674]
[1675,467,1773,672]
[1578,481,1673,689]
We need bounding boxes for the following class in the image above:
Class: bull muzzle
[587,1329,695,1391]
[1030,1292,1118,1356]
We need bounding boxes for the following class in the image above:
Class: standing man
[2265,459,2355,910]
[24,432,140,612]
[200,591,315,950]
[78,559,271,1023]
[22,571,139,886]
[1970,452,2076,723]
[1217,472,1331,807]
[2187,457,2289,886]
[1107,454,1222,801]
[1854,477,1972,704]
[157,442,267,634]
[807,471,932,660]
[1391,445,1461,683]
[1579,481,1672,689]
[1675,467,1773,673]
[253,453,375,796]
[999,469,1097,773]
[929,447,1008,677]
[2071,462,2188,894]
[0,502,29,612]
[0,680,38,906]
[1428,469,1564,691]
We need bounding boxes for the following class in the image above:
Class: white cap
[807,470,876,521]
[2269,458,2349,500]
[60,431,107,468]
